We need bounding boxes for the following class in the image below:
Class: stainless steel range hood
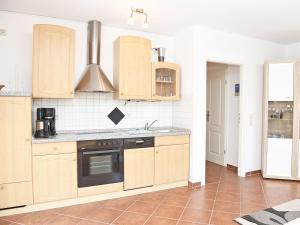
[76,20,115,93]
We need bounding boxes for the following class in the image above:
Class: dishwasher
[123,137,154,190]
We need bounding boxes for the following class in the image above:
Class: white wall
[225,65,240,167]
[173,26,285,183]
[0,11,174,131]
[285,42,300,59]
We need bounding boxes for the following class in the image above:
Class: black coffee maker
[34,108,56,138]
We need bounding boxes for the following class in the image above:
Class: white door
[268,63,294,101]
[206,67,225,166]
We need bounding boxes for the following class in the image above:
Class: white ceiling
[2,0,300,44]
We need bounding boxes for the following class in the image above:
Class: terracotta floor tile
[214,201,240,214]
[210,211,239,225]
[177,221,206,225]
[201,183,218,192]
[76,219,107,225]
[127,201,158,215]
[55,202,100,218]
[241,202,267,215]
[218,182,240,193]
[45,215,80,225]
[84,208,123,223]
[11,211,58,225]
[112,212,149,225]
[162,195,189,207]
[0,220,13,225]
[216,191,240,202]
[187,198,214,211]
[181,208,211,224]
[190,190,216,201]
[101,196,135,210]
[144,216,178,225]
[154,205,184,219]
[137,192,166,203]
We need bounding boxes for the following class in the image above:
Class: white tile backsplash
[33,93,173,131]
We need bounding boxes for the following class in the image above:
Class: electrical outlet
[0,29,7,36]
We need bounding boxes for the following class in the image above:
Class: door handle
[206,111,210,122]
[135,140,145,144]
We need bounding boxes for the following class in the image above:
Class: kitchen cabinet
[32,24,75,98]
[154,135,189,185]
[152,62,180,100]
[0,97,32,209]
[32,142,77,203]
[0,97,32,184]
[114,36,152,100]
[268,63,294,101]
[0,182,33,209]
[263,61,300,180]
[124,147,154,190]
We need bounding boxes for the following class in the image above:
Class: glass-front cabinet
[152,62,180,100]
[263,61,300,180]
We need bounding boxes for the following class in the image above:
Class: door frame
[205,60,244,177]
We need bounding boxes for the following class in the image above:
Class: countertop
[32,127,191,144]
[0,91,32,97]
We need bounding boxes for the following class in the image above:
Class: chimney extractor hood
[76,20,115,92]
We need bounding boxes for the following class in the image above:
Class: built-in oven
[77,139,124,188]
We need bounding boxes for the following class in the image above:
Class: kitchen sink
[127,129,151,135]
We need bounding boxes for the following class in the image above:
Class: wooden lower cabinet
[124,148,154,190]
[0,182,33,209]
[33,153,77,203]
[155,144,189,185]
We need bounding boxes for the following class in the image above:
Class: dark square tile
[107,107,125,125]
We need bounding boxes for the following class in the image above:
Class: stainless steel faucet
[144,120,158,130]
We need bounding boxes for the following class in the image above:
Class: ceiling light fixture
[127,8,149,29]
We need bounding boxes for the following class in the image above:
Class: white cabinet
[268,63,294,101]
[266,138,292,177]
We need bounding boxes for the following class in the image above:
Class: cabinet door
[33,153,77,203]
[33,24,75,98]
[268,63,294,101]
[0,182,33,209]
[155,144,189,185]
[152,62,180,100]
[124,148,154,190]
[114,36,152,100]
[266,138,292,177]
[0,97,32,184]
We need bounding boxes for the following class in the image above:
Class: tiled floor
[1,161,300,225]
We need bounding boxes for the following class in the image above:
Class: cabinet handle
[0,186,4,190]
[120,93,124,95]
[53,147,57,151]
[25,138,31,142]
[155,150,159,154]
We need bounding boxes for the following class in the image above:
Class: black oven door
[78,148,124,187]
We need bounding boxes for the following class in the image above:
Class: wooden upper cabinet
[32,24,75,98]
[267,63,294,101]
[152,62,180,100]
[0,97,32,184]
[114,36,152,100]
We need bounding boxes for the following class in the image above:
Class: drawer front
[0,182,33,209]
[32,142,76,156]
[155,135,189,146]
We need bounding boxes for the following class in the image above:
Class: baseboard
[227,164,238,172]
[188,181,201,189]
[246,170,262,176]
